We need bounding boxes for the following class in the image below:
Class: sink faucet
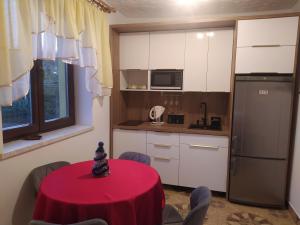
[200,102,207,127]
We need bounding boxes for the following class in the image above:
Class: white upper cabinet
[237,17,299,47]
[184,29,233,92]
[120,32,150,70]
[236,17,299,74]
[149,31,186,69]
[236,46,296,74]
[184,31,209,92]
[207,29,234,92]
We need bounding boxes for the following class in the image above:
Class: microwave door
[150,70,183,90]
[152,73,172,87]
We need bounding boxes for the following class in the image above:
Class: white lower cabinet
[179,134,229,192]
[147,131,180,185]
[147,131,180,146]
[147,144,179,159]
[113,129,228,192]
[113,129,147,158]
[151,156,179,185]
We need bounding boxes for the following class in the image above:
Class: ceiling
[107,0,298,18]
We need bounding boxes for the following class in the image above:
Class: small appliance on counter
[210,117,222,130]
[149,106,165,125]
[167,114,184,124]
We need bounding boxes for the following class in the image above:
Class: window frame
[2,60,75,143]
[37,60,75,133]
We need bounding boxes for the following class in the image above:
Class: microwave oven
[150,70,183,90]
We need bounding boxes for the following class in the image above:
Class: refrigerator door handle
[230,157,238,176]
[231,136,239,154]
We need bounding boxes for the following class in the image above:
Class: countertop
[113,122,229,136]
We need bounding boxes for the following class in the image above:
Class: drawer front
[113,129,147,158]
[179,144,228,192]
[147,144,179,159]
[151,156,179,185]
[235,46,296,74]
[147,132,180,146]
[237,17,299,47]
[180,134,228,148]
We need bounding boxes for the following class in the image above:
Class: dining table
[33,159,165,225]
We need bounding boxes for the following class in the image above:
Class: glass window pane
[1,91,33,131]
[42,59,70,122]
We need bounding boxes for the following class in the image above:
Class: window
[1,59,75,143]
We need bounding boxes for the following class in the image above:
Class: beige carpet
[164,187,297,225]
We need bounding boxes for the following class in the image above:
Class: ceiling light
[176,0,207,6]
[176,0,194,5]
[196,32,204,39]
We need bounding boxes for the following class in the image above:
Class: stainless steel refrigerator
[229,75,293,208]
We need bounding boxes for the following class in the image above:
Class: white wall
[290,95,300,218]
[0,68,111,225]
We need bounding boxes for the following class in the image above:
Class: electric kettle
[149,106,165,125]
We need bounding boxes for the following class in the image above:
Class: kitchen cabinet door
[207,29,233,92]
[149,31,186,69]
[151,156,179,185]
[147,131,179,146]
[113,129,147,158]
[237,17,299,47]
[179,134,229,192]
[120,32,149,70]
[147,131,180,185]
[235,46,296,74]
[184,31,209,92]
[147,144,179,159]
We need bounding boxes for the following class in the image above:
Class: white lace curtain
[0,0,113,106]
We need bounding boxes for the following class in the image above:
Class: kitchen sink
[188,123,222,131]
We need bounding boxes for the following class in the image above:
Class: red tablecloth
[33,159,165,225]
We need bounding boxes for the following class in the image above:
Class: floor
[165,187,298,225]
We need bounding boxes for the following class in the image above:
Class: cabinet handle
[154,156,171,161]
[189,144,219,150]
[154,144,172,148]
[252,45,281,48]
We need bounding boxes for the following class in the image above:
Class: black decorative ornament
[92,142,109,177]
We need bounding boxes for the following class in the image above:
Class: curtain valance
[0,0,113,106]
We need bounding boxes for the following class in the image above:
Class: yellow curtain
[100,13,113,87]
[0,0,11,87]
[0,0,33,86]
[0,0,113,106]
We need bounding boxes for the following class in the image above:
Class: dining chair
[163,186,211,225]
[30,161,71,194]
[119,151,151,165]
[29,218,108,225]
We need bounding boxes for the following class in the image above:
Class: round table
[33,159,165,225]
